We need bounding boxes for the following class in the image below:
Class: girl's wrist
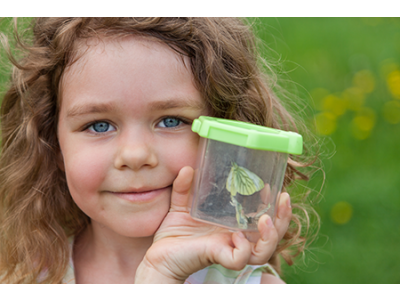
[134,259,186,284]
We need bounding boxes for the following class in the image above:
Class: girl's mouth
[110,186,172,203]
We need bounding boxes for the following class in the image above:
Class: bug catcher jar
[190,116,302,232]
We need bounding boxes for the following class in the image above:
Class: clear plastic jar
[190,117,302,232]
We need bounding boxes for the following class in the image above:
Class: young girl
[0,18,318,284]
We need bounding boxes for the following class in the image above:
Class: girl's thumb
[169,166,194,213]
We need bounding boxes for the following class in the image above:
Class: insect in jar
[226,162,270,229]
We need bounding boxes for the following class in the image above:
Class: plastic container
[190,116,302,232]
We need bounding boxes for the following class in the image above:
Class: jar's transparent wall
[190,138,288,231]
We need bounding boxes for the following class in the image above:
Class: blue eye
[159,117,182,128]
[89,121,114,133]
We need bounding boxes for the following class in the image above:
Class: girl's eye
[158,117,183,128]
[88,121,115,133]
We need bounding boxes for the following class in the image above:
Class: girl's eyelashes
[85,121,116,134]
[82,117,190,134]
[157,116,190,129]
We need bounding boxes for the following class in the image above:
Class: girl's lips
[110,186,171,203]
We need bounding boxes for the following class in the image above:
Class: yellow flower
[353,70,375,94]
[342,87,365,111]
[351,107,376,140]
[315,112,337,135]
[387,70,400,99]
[330,201,353,225]
[322,94,347,116]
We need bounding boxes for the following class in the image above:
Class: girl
[0,18,318,284]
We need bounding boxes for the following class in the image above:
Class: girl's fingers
[247,214,279,265]
[248,192,292,265]
[169,166,194,213]
[169,170,292,267]
[274,192,292,241]
[212,231,252,271]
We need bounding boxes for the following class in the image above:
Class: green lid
[192,116,303,155]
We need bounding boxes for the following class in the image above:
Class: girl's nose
[114,134,158,171]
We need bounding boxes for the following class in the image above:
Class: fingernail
[280,193,290,208]
[285,194,291,208]
[261,216,273,241]
[237,231,245,239]
[265,215,273,228]
[278,193,291,219]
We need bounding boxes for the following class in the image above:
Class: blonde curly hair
[0,17,320,283]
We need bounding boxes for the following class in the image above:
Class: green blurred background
[253,18,400,284]
[1,18,399,284]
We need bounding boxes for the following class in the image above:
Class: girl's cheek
[65,148,108,196]
[167,135,200,171]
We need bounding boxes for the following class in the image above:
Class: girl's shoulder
[63,236,280,284]
[62,262,280,284]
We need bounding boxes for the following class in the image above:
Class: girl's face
[57,37,207,238]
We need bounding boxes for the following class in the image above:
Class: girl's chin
[113,215,167,238]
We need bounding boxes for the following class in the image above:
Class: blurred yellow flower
[351,125,371,140]
[351,107,376,140]
[387,70,400,99]
[315,112,337,135]
[342,87,365,111]
[322,94,347,116]
[330,201,353,225]
[353,107,376,131]
[383,100,400,124]
[353,70,375,94]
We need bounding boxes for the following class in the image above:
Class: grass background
[253,18,400,284]
[1,18,399,283]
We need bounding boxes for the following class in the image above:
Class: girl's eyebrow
[66,102,116,118]
[66,98,204,118]
[148,99,205,111]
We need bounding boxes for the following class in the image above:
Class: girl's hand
[135,166,292,283]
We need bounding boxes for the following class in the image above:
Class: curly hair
[0,17,320,283]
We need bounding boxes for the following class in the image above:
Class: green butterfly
[226,162,265,229]
[226,162,265,197]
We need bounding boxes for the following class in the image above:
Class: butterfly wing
[234,200,248,229]
[233,164,264,196]
[226,165,237,196]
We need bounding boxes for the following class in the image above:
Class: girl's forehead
[58,33,206,116]
[60,35,193,99]
[70,35,188,71]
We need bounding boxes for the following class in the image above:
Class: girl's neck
[73,222,154,283]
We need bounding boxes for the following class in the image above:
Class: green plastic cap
[192,116,303,155]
